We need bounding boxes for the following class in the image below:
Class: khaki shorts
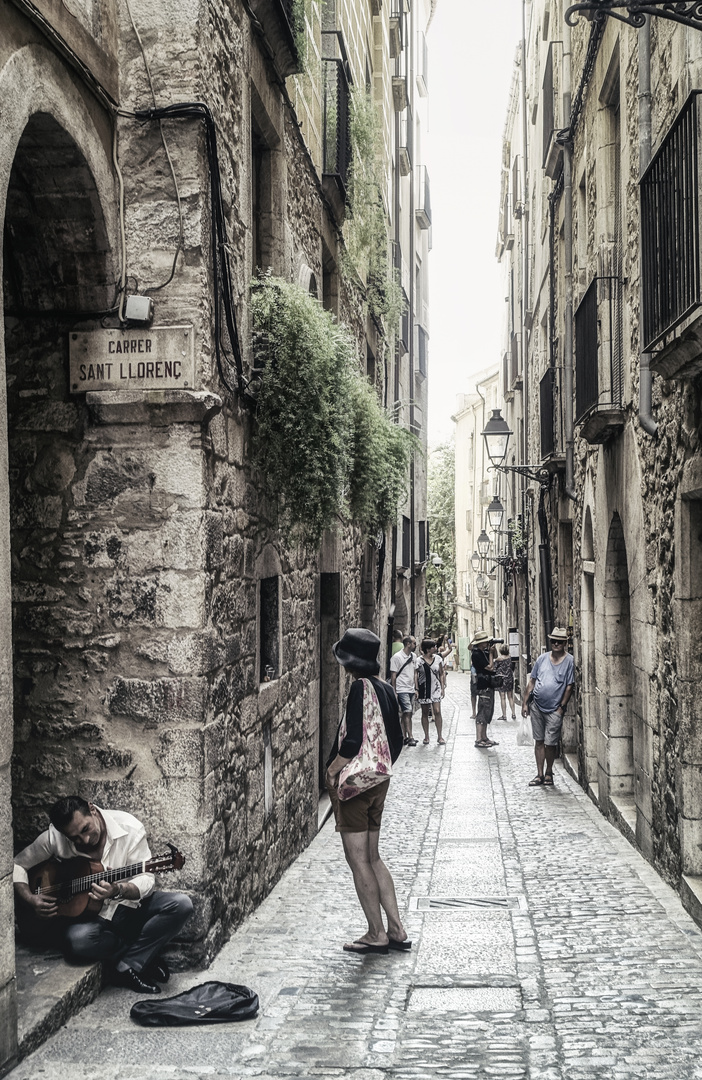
[327,778,390,833]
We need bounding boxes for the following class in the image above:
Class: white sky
[425,0,524,446]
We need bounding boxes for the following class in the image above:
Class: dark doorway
[319,573,341,790]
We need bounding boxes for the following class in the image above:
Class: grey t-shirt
[530,651,575,712]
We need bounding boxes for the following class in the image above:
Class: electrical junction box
[125,294,154,323]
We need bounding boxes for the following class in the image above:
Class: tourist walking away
[391,629,404,656]
[325,628,409,955]
[522,627,575,786]
[471,631,499,748]
[14,796,193,994]
[390,635,418,746]
[415,638,446,745]
[494,643,516,720]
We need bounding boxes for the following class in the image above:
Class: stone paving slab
[9,675,702,1079]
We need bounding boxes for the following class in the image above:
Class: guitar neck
[67,861,147,896]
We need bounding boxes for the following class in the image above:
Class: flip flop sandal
[438,738,446,745]
[543,774,554,785]
[343,940,389,955]
[474,740,491,748]
[422,738,430,745]
[388,937,412,951]
[528,776,545,786]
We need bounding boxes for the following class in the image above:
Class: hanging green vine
[250,274,415,544]
[344,88,403,335]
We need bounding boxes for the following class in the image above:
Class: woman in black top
[325,628,409,956]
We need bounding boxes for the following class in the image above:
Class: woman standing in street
[415,638,446,745]
[471,630,499,748]
[325,628,409,955]
[494,643,516,720]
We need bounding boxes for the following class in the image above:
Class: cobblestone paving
[9,674,702,1079]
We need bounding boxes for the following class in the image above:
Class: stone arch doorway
[0,102,114,1064]
[596,511,636,816]
[580,505,597,784]
[4,109,113,841]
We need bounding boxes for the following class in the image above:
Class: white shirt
[390,648,416,693]
[13,807,155,921]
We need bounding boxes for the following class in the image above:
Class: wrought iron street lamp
[476,571,488,593]
[482,409,512,468]
[566,1,702,29]
[481,409,551,487]
[487,495,505,533]
[471,550,481,572]
[477,529,491,558]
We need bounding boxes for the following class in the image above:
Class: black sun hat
[332,628,381,676]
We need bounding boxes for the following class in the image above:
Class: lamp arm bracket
[566,2,702,30]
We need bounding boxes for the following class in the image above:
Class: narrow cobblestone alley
[9,673,702,1080]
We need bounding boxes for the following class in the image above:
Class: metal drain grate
[410,895,526,912]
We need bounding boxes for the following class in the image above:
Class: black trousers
[60,891,193,973]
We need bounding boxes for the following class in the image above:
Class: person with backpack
[325,628,408,955]
[390,635,418,746]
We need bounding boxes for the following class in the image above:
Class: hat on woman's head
[333,628,381,676]
[470,630,491,647]
[549,627,568,642]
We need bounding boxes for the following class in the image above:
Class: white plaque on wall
[69,326,195,392]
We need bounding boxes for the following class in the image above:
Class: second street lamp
[477,529,491,558]
[471,550,481,572]
[482,409,512,468]
[487,495,505,533]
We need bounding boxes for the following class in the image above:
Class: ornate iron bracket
[488,464,552,488]
[566,2,702,28]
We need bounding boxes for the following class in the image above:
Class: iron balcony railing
[417,325,428,378]
[416,166,431,229]
[574,275,623,422]
[322,57,351,195]
[540,367,556,459]
[641,90,702,351]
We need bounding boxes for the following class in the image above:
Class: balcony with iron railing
[416,166,432,230]
[322,47,351,222]
[642,90,702,380]
[399,103,413,176]
[248,0,304,78]
[574,276,625,444]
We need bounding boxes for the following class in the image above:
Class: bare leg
[471,693,477,718]
[421,706,430,743]
[508,690,515,717]
[534,739,545,777]
[499,691,506,718]
[433,702,444,742]
[402,711,413,742]
[544,744,558,777]
[368,831,406,941]
[340,831,388,944]
[476,722,487,744]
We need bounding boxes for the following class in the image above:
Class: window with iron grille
[575,278,598,421]
[540,367,556,459]
[542,43,555,168]
[417,325,428,378]
[401,515,411,568]
[641,90,702,351]
[418,520,426,563]
[322,57,351,194]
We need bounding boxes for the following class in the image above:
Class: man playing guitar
[14,795,192,994]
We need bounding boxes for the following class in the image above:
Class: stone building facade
[497,0,702,930]
[0,0,434,1067]
[453,366,502,670]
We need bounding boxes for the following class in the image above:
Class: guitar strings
[36,859,169,896]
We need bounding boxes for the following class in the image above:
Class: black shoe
[110,966,161,994]
[144,956,170,983]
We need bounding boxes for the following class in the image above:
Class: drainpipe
[638,20,657,436]
[563,16,577,500]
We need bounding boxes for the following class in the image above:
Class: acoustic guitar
[22,843,185,921]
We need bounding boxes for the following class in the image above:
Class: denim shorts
[529,703,563,746]
[397,692,415,713]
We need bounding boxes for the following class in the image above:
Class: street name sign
[69,326,195,392]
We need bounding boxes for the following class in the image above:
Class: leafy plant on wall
[250,273,416,545]
[344,87,403,335]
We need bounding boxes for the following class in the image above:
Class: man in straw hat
[470,630,499,749]
[521,627,575,786]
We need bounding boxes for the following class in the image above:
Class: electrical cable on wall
[123,0,184,293]
[121,102,246,398]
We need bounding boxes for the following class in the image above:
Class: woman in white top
[414,638,446,745]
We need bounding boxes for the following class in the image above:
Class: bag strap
[396,654,414,677]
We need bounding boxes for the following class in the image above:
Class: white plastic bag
[516,712,534,747]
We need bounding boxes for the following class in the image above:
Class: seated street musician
[14,795,192,994]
